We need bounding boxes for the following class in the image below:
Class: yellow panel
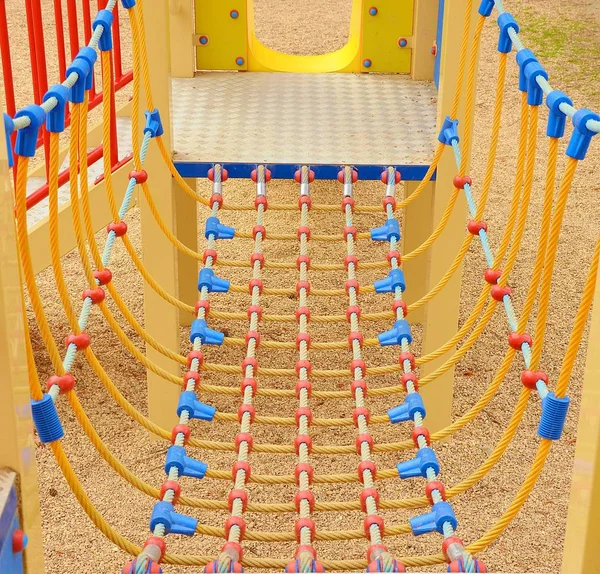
[195,2,247,71]
[361,0,414,73]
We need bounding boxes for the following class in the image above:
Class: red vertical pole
[81,0,95,99]
[112,3,123,82]
[66,0,80,62]
[54,0,68,82]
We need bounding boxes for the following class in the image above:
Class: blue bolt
[199,35,208,45]
[363,59,372,68]
[369,7,378,15]
[230,9,239,18]
[236,57,245,66]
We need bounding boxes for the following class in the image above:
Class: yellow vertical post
[140,0,181,429]
[418,0,479,432]
[169,0,195,77]
[411,0,438,80]
[0,92,44,572]
[562,274,600,574]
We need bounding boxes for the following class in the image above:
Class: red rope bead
[225,516,246,541]
[364,515,384,539]
[346,305,361,322]
[342,196,355,212]
[360,488,380,512]
[238,404,256,424]
[255,195,268,210]
[228,489,248,512]
[203,248,218,264]
[484,268,502,284]
[295,463,314,486]
[222,541,244,563]
[82,287,105,304]
[399,351,416,370]
[294,490,316,513]
[508,332,533,350]
[250,252,265,269]
[296,280,311,296]
[442,536,464,563]
[235,433,254,454]
[491,284,512,301]
[171,424,191,445]
[358,460,377,482]
[245,330,261,347]
[453,175,472,189]
[296,332,311,350]
[383,196,397,211]
[381,170,402,185]
[241,357,258,376]
[247,305,262,321]
[93,268,112,285]
[65,332,91,350]
[351,379,368,398]
[401,372,419,392]
[521,369,548,390]
[195,300,210,316]
[393,300,408,317]
[295,434,313,455]
[387,250,401,266]
[425,481,447,505]
[143,536,166,562]
[345,279,360,294]
[412,426,430,447]
[356,433,374,454]
[350,358,367,375]
[46,374,75,394]
[241,377,257,397]
[160,480,181,505]
[297,255,311,270]
[296,380,312,399]
[182,371,200,388]
[248,278,263,294]
[344,254,359,270]
[107,221,127,237]
[294,169,315,183]
[129,169,148,184]
[299,195,312,210]
[352,407,370,427]
[251,168,271,182]
[295,407,313,427]
[467,220,487,235]
[296,360,312,377]
[298,226,311,241]
[232,461,251,483]
[252,224,266,239]
[296,306,311,323]
[348,332,364,349]
[295,518,316,543]
[367,544,389,563]
[209,193,224,208]
[343,225,357,239]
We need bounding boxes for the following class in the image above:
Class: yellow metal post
[562,273,600,574]
[410,0,438,80]
[0,90,44,572]
[419,0,479,432]
[139,0,181,429]
[169,0,195,77]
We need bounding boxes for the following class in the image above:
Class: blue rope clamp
[437,116,460,146]
[14,105,46,158]
[566,109,600,161]
[92,9,114,52]
[374,268,405,294]
[3,113,14,168]
[150,501,198,536]
[205,216,235,240]
[198,268,230,293]
[189,318,225,345]
[515,48,536,92]
[497,12,519,53]
[545,90,573,139]
[144,109,164,138]
[478,0,495,17]
[524,61,548,106]
[66,57,91,104]
[370,218,400,242]
[396,447,440,479]
[77,47,98,91]
[31,395,64,444]
[177,391,216,421]
[120,0,136,8]
[538,392,570,440]
[165,445,208,479]
[409,501,458,536]
[43,84,69,133]
[378,319,412,346]
[388,393,426,424]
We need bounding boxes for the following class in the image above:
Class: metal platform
[171,72,438,173]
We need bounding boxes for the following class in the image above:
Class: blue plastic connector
[14,105,46,158]
[121,0,135,7]
[538,392,570,440]
[566,109,600,161]
[409,501,458,536]
[497,12,519,53]
[43,84,68,133]
[77,47,98,90]
[205,216,235,240]
[545,90,573,139]
[92,10,114,51]
[165,445,208,479]
[189,319,225,345]
[31,395,64,444]
[176,391,216,421]
[388,393,426,424]
[144,109,164,137]
[370,218,400,242]
[524,61,548,106]
[150,501,198,536]
[437,116,460,146]
[374,269,406,294]
[515,49,536,92]
[396,447,440,479]
[478,0,495,17]
[378,319,412,346]
[3,114,14,168]
[198,268,230,293]
[66,57,91,103]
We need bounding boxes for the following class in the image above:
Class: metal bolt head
[236,57,245,66]
[230,9,239,19]
[363,59,372,68]
[199,35,209,46]
[398,37,408,48]
[369,6,378,15]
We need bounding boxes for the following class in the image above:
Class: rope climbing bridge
[0,0,599,572]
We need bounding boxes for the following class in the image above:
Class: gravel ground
[5,0,599,572]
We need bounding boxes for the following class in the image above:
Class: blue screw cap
[566,108,600,161]
[165,445,208,479]
[374,269,405,294]
[397,447,440,479]
[497,12,519,53]
[144,108,164,138]
[478,0,495,17]
[189,319,225,346]
[92,9,114,51]
[43,84,69,133]
[438,116,460,146]
[177,391,216,421]
[388,393,426,424]
[370,218,400,242]
[150,501,198,536]
[198,268,230,293]
[378,319,412,346]
[66,57,91,103]
[205,216,235,240]
[524,61,547,106]
[363,59,372,68]
[545,90,573,139]
[14,105,46,158]
[515,48,537,92]
[3,113,14,168]
[230,9,239,18]
[410,501,457,536]
[538,392,570,440]
[31,395,64,444]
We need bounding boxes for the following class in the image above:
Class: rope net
[7,0,600,572]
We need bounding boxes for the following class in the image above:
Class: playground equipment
[1,0,600,571]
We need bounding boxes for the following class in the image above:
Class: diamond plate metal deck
[172,73,438,167]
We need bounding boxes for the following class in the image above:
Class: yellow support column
[0,92,44,572]
[410,0,438,80]
[169,0,195,77]
[562,274,600,574]
[140,0,181,429]
[419,0,479,432]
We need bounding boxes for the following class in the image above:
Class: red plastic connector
[295,407,313,427]
[412,426,430,447]
[348,332,364,349]
[232,461,251,483]
[360,488,380,512]
[467,220,488,235]
[160,480,181,505]
[93,268,112,285]
[425,481,446,505]
[342,196,355,212]
[352,407,370,427]
[225,516,246,541]
[296,255,311,270]
[521,369,548,390]
[255,195,268,211]
[81,289,103,307]
[252,224,266,239]
[364,515,384,539]
[235,433,254,454]
[182,370,200,389]
[299,195,312,210]
[251,168,271,182]
[238,404,256,424]
[356,433,374,454]
[296,380,312,399]
[249,278,264,294]
[247,305,263,321]
[345,279,360,294]
[46,373,75,394]
[298,226,311,241]
[358,460,377,482]
[107,221,127,237]
[187,350,204,370]
[241,376,258,397]
[399,351,416,370]
[295,434,313,455]
[453,175,473,189]
[484,268,502,285]
[208,167,228,182]
[129,169,148,184]
[383,196,397,212]
[393,300,408,318]
[195,300,210,316]
[228,489,248,512]
[491,284,512,301]
[295,463,314,486]
[209,193,224,208]
[346,305,361,322]
[295,518,316,544]
[351,379,368,398]
[387,250,401,266]
[350,358,367,376]
[337,169,358,183]
[245,330,261,347]
[401,372,419,392]
[296,360,312,377]
[296,332,311,350]
[65,332,91,350]
[294,490,316,513]
[381,170,402,185]
[442,536,464,562]
[344,254,359,270]
[171,424,191,445]
[294,169,315,183]
[241,357,258,376]
[203,248,218,264]
[222,541,244,563]
[296,280,311,296]
[296,306,311,323]
[343,225,357,239]
[143,536,167,562]
[508,332,533,350]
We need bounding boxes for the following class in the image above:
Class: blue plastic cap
[545,90,573,139]
[198,268,230,293]
[409,501,458,536]
[177,391,216,421]
[43,84,69,133]
[31,395,64,444]
[205,216,235,240]
[538,392,570,440]
[396,447,440,479]
[66,58,92,103]
[150,501,198,536]
[121,0,136,7]
[374,268,406,294]
[189,318,225,345]
[524,61,548,106]
[497,12,519,53]
[566,108,600,160]
[478,0,495,17]
[388,393,426,424]
[438,116,460,146]
[165,445,208,479]
[370,218,400,242]
[14,105,46,158]
[3,114,14,168]
[144,108,164,137]
[515,48,536,92]
[93,10,114,51]
[378,319,412,346]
